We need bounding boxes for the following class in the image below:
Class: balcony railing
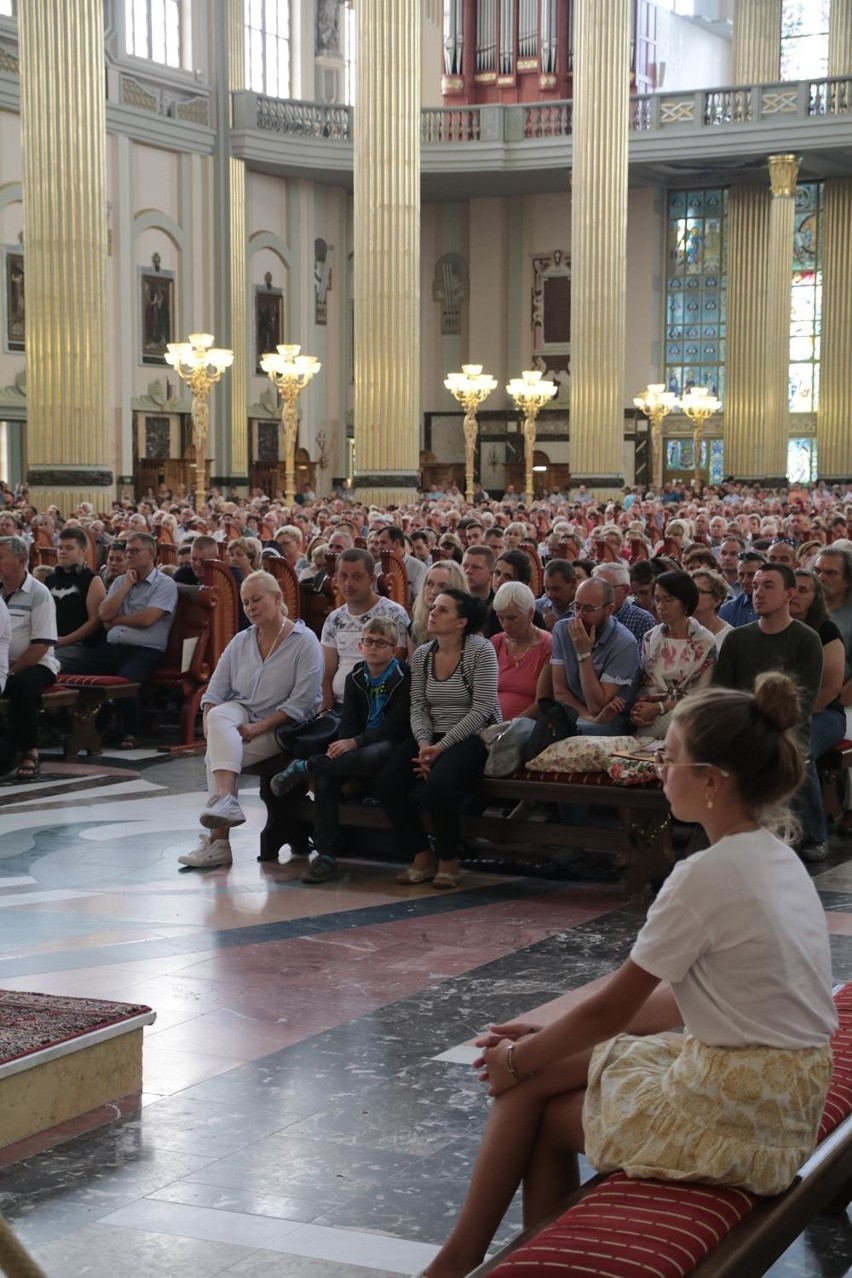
[233,75,852,147]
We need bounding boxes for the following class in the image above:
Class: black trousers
[311,740,395,857]
[5,665,57,753]
[376,733,488,862]
[67,642,163,735]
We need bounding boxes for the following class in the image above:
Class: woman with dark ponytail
[419,672,837,1278]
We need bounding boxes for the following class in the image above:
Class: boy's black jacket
[339,660,411,748]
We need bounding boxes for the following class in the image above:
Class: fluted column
[829,0,852,75]
[228,0,248,481]
[732,0,782,83]
[18,0,111,510]
[354,0,421,505]
[724,185,770,480]
[569,0,630,493]
[763,155,798,485]
[817,178,852,480]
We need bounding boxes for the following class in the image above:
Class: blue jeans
[792,707,845,847]
[577,715,631,737]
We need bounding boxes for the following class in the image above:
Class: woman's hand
[473,1021,541,1066]
[413,743,441,776]
[238,720,267,742]
[630,697,663,727]
[479,1039,517,1097]
[326,737,357,759]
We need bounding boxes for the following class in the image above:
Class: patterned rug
[0,991,153,1066]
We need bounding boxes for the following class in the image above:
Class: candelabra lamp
[260,344,322,506]
[164,333,234,512]
[680,387,722,490]
[444,364,498,502]
[633,383,678,489]
[506,369,557,506]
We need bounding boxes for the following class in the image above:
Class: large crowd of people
[2,473,852,859]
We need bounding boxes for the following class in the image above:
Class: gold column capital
[768,154,800,199]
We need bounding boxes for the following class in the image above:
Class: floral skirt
[583,1032,832,1196]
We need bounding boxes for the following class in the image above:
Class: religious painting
[141,270,175,364]
[316,0,341,54]
[255,282,284,373]
[4,249,24,352]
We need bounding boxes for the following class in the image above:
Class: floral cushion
[607,756,659,786]
[526,736,638,775]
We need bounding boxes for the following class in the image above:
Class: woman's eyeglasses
[654,751,730,779]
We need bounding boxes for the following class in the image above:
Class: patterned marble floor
[1,749,851,1277]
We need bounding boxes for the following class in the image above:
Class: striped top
[410,634,500,752]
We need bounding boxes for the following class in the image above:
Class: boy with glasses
[270,616,411,882]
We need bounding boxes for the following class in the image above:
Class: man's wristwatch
[577,652,590,662]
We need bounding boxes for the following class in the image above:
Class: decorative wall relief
[140,259,175,364]
[315,239,333,326]
[255,273,284,372]
[532,249,570,401]
[432,253,469,336]
[257,420,279,463]
[145,416,171,459]
[316,0,341,55]
[4,249,24,352]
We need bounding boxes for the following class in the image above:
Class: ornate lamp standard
[633,383,678,490]
[506,369,557,506]
[444,363,498,502]
[260,344,321,506]
[165,333,234,512]
[680,387,722,491]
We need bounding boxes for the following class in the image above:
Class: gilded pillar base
[354,473,420,507]
[28,486,115,513]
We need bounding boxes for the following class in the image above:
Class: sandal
[15,753,41,781]
[119,735,137,750]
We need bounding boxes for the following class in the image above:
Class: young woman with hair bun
[418,671,837,1278]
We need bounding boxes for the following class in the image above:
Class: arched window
[125,0,182,68]
[245,0,291,99]
[780,0,830,80]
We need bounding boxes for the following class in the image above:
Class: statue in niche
[432,253,469,336]
[316,0,341,55]
[315,239,333,326]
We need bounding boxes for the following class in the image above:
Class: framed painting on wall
[255,283,284,373]
[4,249,25,352]
[141,270,175,364]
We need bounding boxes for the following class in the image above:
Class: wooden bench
[820,738,852,819]
[0,680,140,760]
[251,763,673,895]
[469,982,852,1278]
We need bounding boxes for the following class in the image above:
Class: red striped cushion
[488,985,852,1278]
[56,675,133,687]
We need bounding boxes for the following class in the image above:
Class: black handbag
[521,697,579,764]
[275,710,341,759]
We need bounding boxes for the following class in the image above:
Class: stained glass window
[789,182,822,413]
[125,0,182,68]
[664,438,724,485]
[245,0,290,99]
[780,0,830,80]
[664,189,727,404]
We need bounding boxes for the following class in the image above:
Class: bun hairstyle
[672,672,804,832]
[436,586,489,637]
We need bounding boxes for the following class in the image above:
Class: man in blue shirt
[592,562,655,650]
[551,578,640,735]
[719,550,765,628]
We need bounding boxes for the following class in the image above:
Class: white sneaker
[199,793,246,829]
[178,834,233,868]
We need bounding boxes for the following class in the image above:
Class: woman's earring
[705,794,714,811]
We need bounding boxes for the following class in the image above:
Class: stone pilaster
[817,178,852,480]
[227,0,248,481]
[18,0,111,510]
[569,0,630,493]
[731,0,782,84]
[724,185,770,480]
[829,0,852,75]
[354,0,421,505]
[763,154,799,485]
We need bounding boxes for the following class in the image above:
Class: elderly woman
[178,570,323,870]
[226,536,262,575]
[378,588,500,890]
[628,570,716,739]
[690,567,733,651]
[490,581,552,720]
[410,558,467,646]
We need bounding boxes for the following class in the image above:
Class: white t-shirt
[321,597,409,701]
[631,829,837,1049]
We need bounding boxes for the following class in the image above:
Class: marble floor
[1,748,852,1277]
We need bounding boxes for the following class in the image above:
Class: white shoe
[199,793,246,829]
[178,834,233,868]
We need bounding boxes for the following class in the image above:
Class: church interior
[1,1,852,1276]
